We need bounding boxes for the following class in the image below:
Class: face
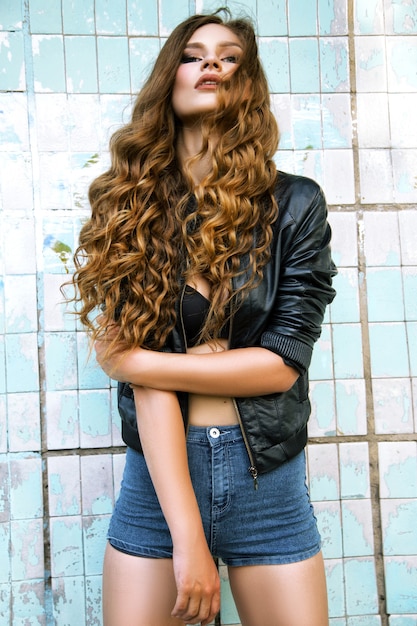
[172,23,243,123]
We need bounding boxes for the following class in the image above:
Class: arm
[95,178,335,397]
[96,344,298,396]
[132,386,220,625]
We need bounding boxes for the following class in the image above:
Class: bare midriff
[187,338,239,426]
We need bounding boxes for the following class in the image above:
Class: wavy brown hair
[70,8,279,352]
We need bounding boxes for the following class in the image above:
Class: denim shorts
[107,424,321,566]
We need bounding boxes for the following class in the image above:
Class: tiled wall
[0,0,416,624]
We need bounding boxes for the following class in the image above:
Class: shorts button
[209,427,220,439]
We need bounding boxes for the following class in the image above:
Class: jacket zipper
[232,398,258,490]
[227,312,259,490]
[180,282,259,489]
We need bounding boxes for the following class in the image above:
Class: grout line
[346,1,388,623]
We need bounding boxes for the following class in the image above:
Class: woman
[71,9,336,626]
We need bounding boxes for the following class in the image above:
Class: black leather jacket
[118,171,337,477]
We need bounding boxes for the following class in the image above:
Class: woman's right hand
[171,534,221,625]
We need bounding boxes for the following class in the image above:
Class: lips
[195,74,221,88]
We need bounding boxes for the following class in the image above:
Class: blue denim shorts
[107,424,321,566]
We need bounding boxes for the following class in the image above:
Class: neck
[176,125,216,185]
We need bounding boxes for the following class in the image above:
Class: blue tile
[0,338,6,395]
[382,500,417,556]
[62,0,95,34]
[0,0,23,30]
[259,38,290,93]
[44,332,78,391]
[219,565,240,624]
[292,95,322,149]
[333,324,364,379]
[0,523,10,582]
[288,0,317,36]
[320,38,349,92]
[331,269,360,323]
[257,0,288,36]
[128,0,158,35]
[344,558,379,615]
[354,0,384,34]
[32,35,66,92]
[367,268,405,322]
[5,334,39,393]
[310,381,336,436]
[342,500,374,556]
[385,557,417,613]
[310,324,334,380]
[0,457,10,521]
[379,442,417,499]
[82,515,110,575]
[340,442,370,499]
[79,390,112,448]
[85,575,103,624]
[325,559,346,618]
[315,501,343,558]
[348,617,381,626]
[369,323,409,378]
[129,37,160,93]
[29,0,62,34]
[322,94,352,148]
[96,0,127,35]
[289,38,320,93]
[336,380,367,436]
[10,456,43,520]
[10,519,44,580]
[50,517,84,577]
[52,576,86,624]
[77,333,109,390]
[11,581,45,623]
[319,0,348,35]
[98,36,130,93]
[64,36,98,93]
[0,32,25,91]
[391,2,417,34]
[408,322,417,377]
[388,38,417,92]
[309,443,340,501]
[159,0,191,36]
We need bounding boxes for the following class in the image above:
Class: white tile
[399,211,417,265]
[392,149,417,203]
[378,441,417,498]
[389,94,417,148]
[327,212,358,267]
[359,149,394,203]
[35,94,69,151]
[363,211,400,266]
[373,378,414,434]
[356,93,390,148]
[355,36,387,92]
[323,149,355,204]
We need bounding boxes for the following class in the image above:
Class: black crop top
[182,285,228,347]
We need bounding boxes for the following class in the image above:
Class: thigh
[102,543,185,626]
[228,552,329,626]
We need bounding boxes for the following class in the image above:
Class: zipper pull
[249,466,258,491]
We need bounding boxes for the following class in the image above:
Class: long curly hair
[70,8,279,352]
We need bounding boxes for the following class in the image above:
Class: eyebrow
[184,41,243,50]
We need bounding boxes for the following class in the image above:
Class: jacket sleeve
[260,178,337,375]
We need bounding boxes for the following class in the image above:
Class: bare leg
[102,543,185,626]
[228,552,328,626]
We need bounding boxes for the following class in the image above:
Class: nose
[201,57,221,70]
